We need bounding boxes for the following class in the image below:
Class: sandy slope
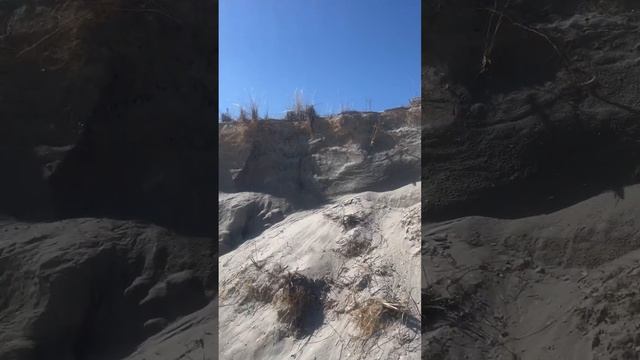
[123,299,218,360]
[219,183,421,360]
[423,184,640,359]
[0,218,216,360]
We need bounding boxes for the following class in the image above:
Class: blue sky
[219,0,420,118]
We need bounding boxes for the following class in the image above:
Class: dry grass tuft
[233,262,288,306]
[285,90,317,123]
[275,272,327,335]
[276,273,315,326]
[353,298,406,337]
[240,280,276,304]
[293,89,306,114]
[237,108,249,122]
[249,98,260,122]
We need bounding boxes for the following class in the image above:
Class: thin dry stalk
[238,108,249,122]
[249,98,260,122]
[480,0,512,73]
[479,6,583,83]
[294,90,305,114]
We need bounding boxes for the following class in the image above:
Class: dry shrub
[237,262,289,305]
[276,273,314,326]
[354,299,406,337]
[284,90,317,123]
[276,272,327,335]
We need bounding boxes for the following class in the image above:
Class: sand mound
[219,183,421,359]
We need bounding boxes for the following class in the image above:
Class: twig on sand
[291,333,313,358]
[249,255,263,270]
[480,0,512,74]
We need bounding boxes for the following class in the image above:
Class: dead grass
[276,273,315,326]
[275,272,328,336]
[285,90,317,124]
[293,89,306,114]
[236,261,287,305]
[249,97,260,122]
[353,298,407,337]
[240,280,276,304]
[238,108,249,122]
[218,98,268,122]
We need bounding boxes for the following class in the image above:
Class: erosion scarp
[423,1,640,359]
[0,1,217,359]
[219,107,421,359]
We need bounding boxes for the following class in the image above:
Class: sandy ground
[423,184,640,359]
[219,183,421,360]
[123,299,218,360]
[0,218,216,360]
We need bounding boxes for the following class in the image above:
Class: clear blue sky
[219,0,420,118]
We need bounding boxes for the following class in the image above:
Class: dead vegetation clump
[334,207,375,257]
[284,90,318,134]
[353,298,408,337]
[340,213,365,229]
[219,96,268,123]
[232,263,330,337]
[336,228,372,258]
[239,280,276,305]
[227,261,286,306]
[284,103,317,122]
[323,207,369,230]
[275,272,328,336]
